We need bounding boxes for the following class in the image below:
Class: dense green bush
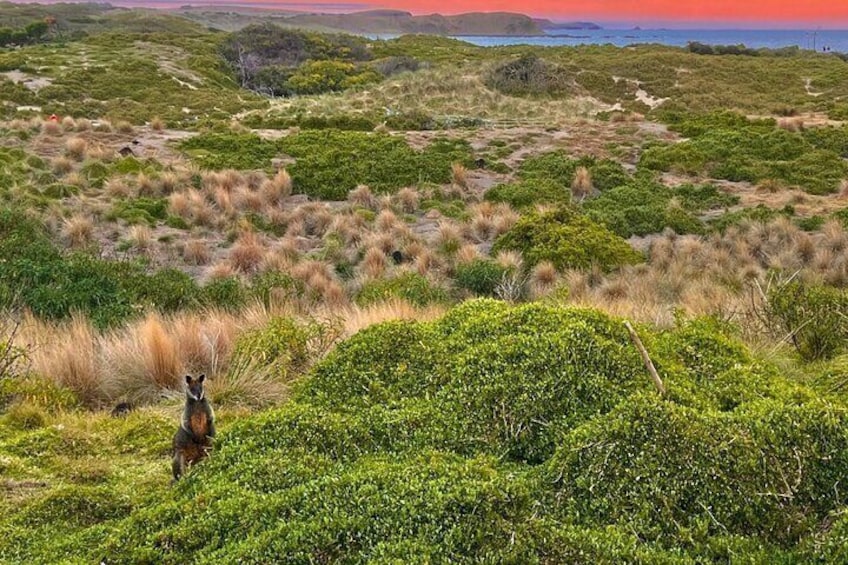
[180,133,279,170]
[0,208,238,327]
[485,54,574,96]
[493,205,642,271]
[486,152,630,208]
[548,394,848,545]
[219,24,372,96]
[485,178,569,208]
[107,197,168,226]
[583,179,736,237]
[356,272,448,307]
[2,300,848,561]
[767,280,848,361]
[454,259,511,297]
[280,130,473,199]
[642,112,848,194]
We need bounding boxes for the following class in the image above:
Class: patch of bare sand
[2,70,53,91]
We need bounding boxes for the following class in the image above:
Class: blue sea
[449,29,848,53]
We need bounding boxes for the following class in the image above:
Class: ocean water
[451,29,848,53]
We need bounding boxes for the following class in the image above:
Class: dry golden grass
[349,184,377,209]
[41,120,62,136]
[261,169,293,205]
[334,299,446,338]
[234,185,264,214]
[492,206,520,236]
[361,247,387,279]
[60,116,76,130]
[115,120,135,134]
[85,143,114,162]
[150,116,166,131]
[495,249,524,271]
[182,239,211,266]
[529,261,558,298]
[136,172,157,196]
[62,215,94,249]
[127,225,153,251]
[93,119,113,132]
[229,230,266,273]
[51,155,74,175]
[376,209,400,233]
[571,166,593,201]
[436,221,462,254]
[470,214,495,242]
[24,314,103,406]
[456,243,481,264]
[300,205,333,238]
[64,171,87,189]
[451,163,469,189]
[158,172,180,195]
[74,118,91,132]
[393,187,420,213]
[168,191,192,219]
[64,137,88,161]
[105,177,132,198]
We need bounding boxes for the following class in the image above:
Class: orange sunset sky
[227,0,848,26]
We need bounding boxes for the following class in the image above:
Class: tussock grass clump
[64,137,88,161]
[260,169,292,205]
[62,215,94,249]
[150,117,165,131]
[229,230,266,274]
[571,166,593,201]
[493,205,642,271]
[51,155,74,175]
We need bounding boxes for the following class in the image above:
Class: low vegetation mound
[492,205,643,271]
[484,54,576,96]
[180,130,474,199]
[219,24,379,96]
[642,112,848,195]
[3,300,846,561]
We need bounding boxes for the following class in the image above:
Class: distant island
[535,19,603,31]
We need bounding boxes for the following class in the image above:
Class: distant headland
[174,5,603,35]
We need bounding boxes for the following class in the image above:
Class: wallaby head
[185,374,206,401]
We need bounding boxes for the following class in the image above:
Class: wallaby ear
[198,374,205,383]
[185,375,192,384]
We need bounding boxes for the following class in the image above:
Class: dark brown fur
[172,374,215,481]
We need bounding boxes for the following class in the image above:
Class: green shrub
[547,395,848,546]
[642,112,848,195]
[455,259,511,297]
[583,180,705,237]
[180,133,279,170]
[710,203,795,232]
[201,276,247,310]
[493,205,642,271]
[280,130,473,199]
[302,321,445,410]
[250,270,303,307]
[130,268,201,312]
[229,317,328,383]
[286,60,380,95]
[3,300,846,560]
[767,281,848,361]
[107,197,168,226]
[356,272,448,307]
[485,178,569,208]
[485,55,574,96]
